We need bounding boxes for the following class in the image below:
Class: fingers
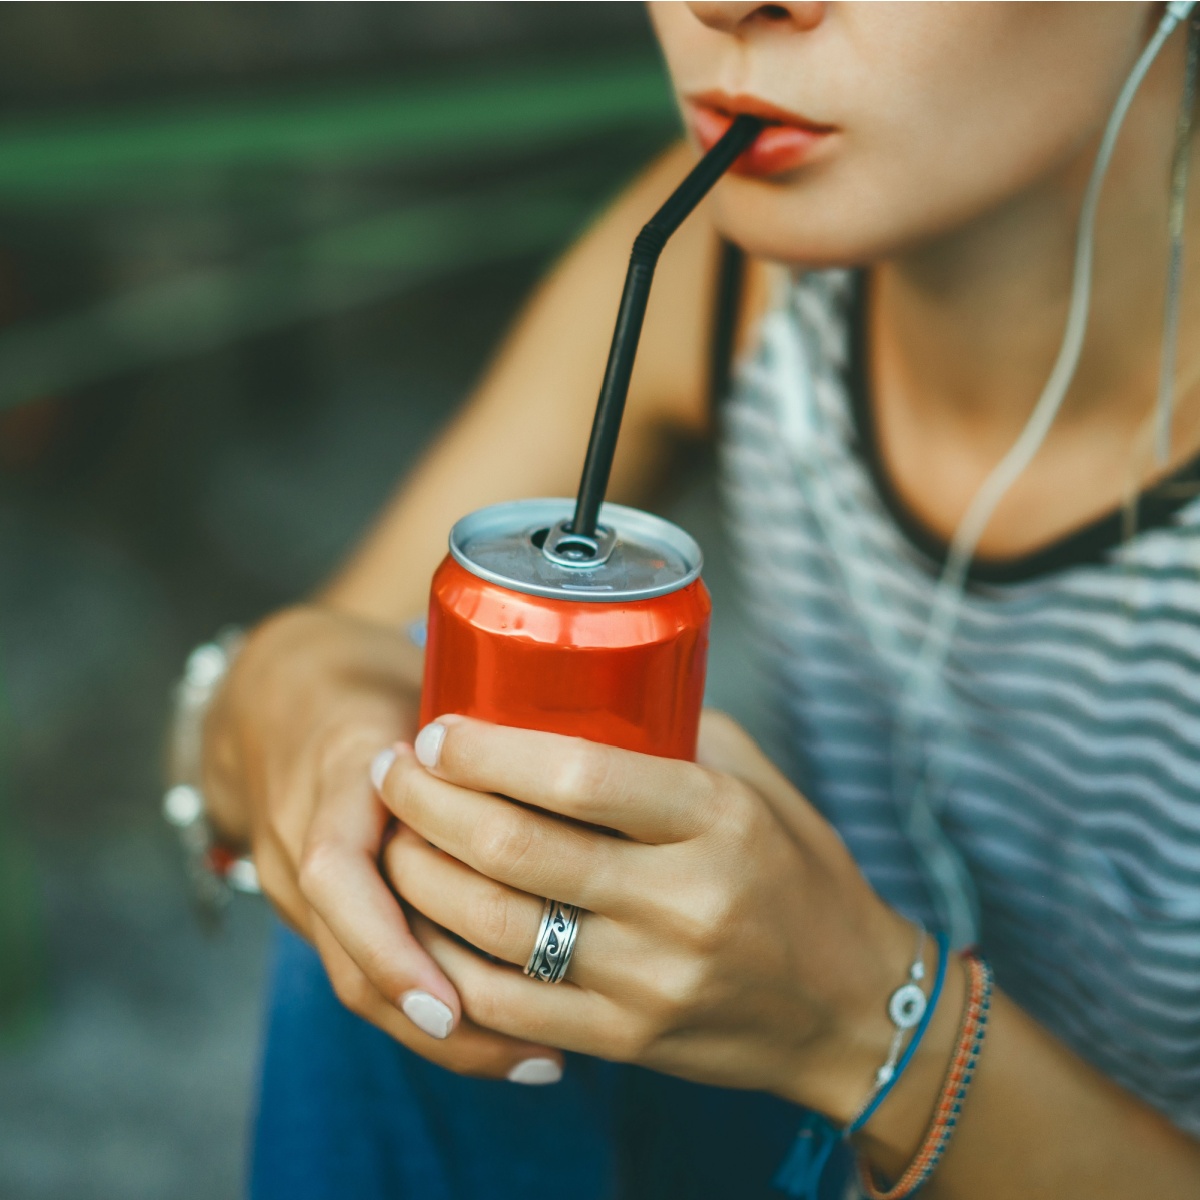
[410,912,631,1062]
[302,739,566,1082]
[311,912,563,1083]
[378,742,644,915]
[297,733,463,1035]
[385,826,544,967]
[252,828,314,941]
[411,716,718,843]
[385,825,624,992]
[201,604,567,1083]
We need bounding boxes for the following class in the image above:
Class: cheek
[700,4,1150,265]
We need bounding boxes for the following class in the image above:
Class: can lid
[448,498,702,602]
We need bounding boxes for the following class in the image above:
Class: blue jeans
[251,924,851,1200]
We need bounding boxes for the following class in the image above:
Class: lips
[687,91,835,177]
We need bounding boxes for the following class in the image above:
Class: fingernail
[506,1057,562,1086]
[414,722,446,770]
[400,989,454,1039]
[370,748,397,793]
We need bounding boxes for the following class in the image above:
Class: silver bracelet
[848,924,928,1127]
[163,627,260,928]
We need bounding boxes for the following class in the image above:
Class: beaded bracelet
[857,955,994,1200]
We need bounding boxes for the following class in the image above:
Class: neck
[872,29,1199,462]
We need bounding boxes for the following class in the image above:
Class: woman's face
[650,2,1161,265]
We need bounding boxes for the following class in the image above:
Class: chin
[711,182,894,270]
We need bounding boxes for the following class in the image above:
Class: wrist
[780,906,927,1124]
[164,628,260,919]
[854,950,971,1174]
[277,602,427,692]
[200,604,423,828]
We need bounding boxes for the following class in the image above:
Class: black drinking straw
[570,114,764,540]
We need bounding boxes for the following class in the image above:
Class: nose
[685,2,826,35]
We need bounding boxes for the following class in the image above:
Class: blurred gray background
[0,5,764,1198]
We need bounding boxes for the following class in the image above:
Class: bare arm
[861,966,1200,1198]
[320,140,739,628]
[207,140,735,836]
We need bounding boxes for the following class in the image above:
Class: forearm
[317,144,728,626]
[859,961,1200,1197]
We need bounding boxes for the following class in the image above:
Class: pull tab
[538,519,617,569]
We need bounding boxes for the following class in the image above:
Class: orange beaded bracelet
[858,954,993,1200]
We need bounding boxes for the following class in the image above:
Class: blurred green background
[0,6,764,1198]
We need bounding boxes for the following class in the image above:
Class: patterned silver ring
[523,898,580,984]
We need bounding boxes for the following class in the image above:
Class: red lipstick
[687,91,835,177]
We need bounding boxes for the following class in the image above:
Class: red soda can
[419,498,710,760]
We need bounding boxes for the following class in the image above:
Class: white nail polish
[400,989,454,1039]
[506,1058,562,1086]
[414,722,446,770]
[370,748,397,793]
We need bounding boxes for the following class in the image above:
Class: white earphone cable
[913,5,1191,695]
[895,4,1194,944]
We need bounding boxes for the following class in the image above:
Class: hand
[201,605,564,1083]
[378,709,918,1118]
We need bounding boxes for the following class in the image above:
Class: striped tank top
[719,269,1200,1135]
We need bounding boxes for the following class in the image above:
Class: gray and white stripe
[720,270,1200,1135]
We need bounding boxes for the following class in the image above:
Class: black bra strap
[708,239,746,412]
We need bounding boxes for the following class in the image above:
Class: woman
[198,4,1200,1196]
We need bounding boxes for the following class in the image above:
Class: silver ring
[523,898,580,984]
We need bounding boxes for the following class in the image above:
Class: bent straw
[570,114,764,539]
